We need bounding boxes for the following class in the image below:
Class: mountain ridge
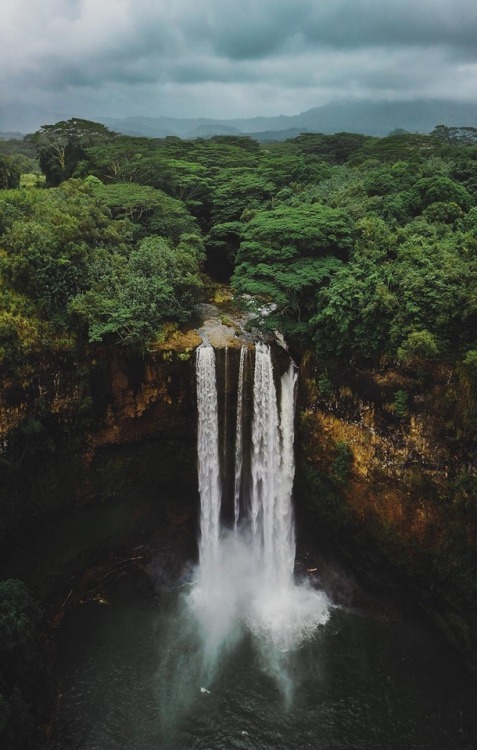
[1,99,477,139]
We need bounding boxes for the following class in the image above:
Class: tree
[232,203,353,337]
[32,119,115,185]
[88,181,197,241]
[0,156,20,190]
[210,169,274,225]
[288,132,370,164]
[310,220,477,365]
[238,203,354,258]
[397,329,441,363]
[412,176,473,213]
[78,136,165,184]
[432,125,477,146]
[70,235,204,348]
[0,180,133,324]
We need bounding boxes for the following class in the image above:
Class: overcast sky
[1,0,477,121]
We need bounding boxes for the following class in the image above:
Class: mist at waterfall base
[182,343,329,709]
[49,343,475,749]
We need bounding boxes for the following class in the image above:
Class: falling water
[196,345,221,576]
[250,343,296,588]
[222,346,229,470]
[250,342,280,580]
[276,358,298,585]
[193,340,329,698]
[233,346,247,527]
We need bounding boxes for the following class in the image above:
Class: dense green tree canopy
[0,175,204,366]
[71,234,204,347]
[1,120,476,374]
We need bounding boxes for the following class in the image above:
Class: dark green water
[49,571,474,750]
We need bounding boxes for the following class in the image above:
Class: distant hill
[101,100,477,140]
[0,132,24,141]
[1,99,477,140]
[291,100,477,137]
[247,128,310,143]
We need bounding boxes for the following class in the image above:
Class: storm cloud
[1,0,476,123]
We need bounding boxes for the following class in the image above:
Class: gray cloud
[1,0,476,123]
[301,2,477,52]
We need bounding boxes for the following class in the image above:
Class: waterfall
[194,340,329,690]
[196,345,221,576]
[276,360,298,586]
[247,343,298,588]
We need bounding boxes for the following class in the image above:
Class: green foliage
[422,201,463,224]
[311,215,477,364]
[210,168,274,225]
[0,176,205,367]
[398,330,441,363]
[235,255,344,338]
[393,389,409,418]
[1,120,477,385]
[231,204,353,336]
[352,132,438,164]
[32,118,114,186]
[239,203,354,256]
[330,441,353,486]
[412,176,473,214]
[311,258,397,360]
[0,156,21,190]
[431,125,477,146]
[462,349,477,379]
[70,234,204,348]
[88,181,197,241]
[288,132,370,164]
[317,372,334,400]
[0,180,133,325]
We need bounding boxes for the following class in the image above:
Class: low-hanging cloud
[1,0,476,122]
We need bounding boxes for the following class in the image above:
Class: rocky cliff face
[0,332,202,547]
[1,315,476,669]
[0,292,250,562]
[296,352,477,670]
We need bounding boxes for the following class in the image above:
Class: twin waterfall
[193,342,329,691]
[197,342,296,588]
